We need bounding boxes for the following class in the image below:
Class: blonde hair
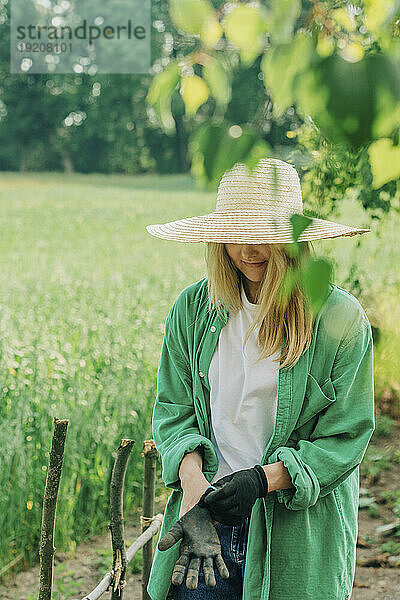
[204,242,316,369]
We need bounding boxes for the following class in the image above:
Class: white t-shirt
[209,282,280,484]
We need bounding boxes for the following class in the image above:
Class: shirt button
[210,326,216,332]
[199,371,204,378]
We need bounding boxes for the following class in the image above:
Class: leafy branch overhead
[146,0,400,311]
[146,0,400,192]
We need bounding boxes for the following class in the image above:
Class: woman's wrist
[179,448,206,490]
[262,461,294,492]
[180,465,209,491]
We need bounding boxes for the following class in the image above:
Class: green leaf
[331,7,356,32]
[189,122,271,188]
[294,53,400,149]
[200,15,223,48]
[156,96,177,134]
[203,58,231,109]
[363,0,400,36]
[372,67,400,139]
[302,257,333,315]
[279,265,300,302]
[368,138,400,189]
[169,0,213,35]
[146,62,180,133]
[224,5,269,66]
[146,62,180,105]
[290,213,312,242]
[180,75,210,115]
[267,0,301,45]
[261,33,314,117]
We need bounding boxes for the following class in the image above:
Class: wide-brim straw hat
[145,158,370,244]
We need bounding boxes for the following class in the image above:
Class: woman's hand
[199,465,269,526]
[158,503,229,590]
[178,448,217,519]
[179,479,212,519]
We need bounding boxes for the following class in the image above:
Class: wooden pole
[141,440,158,600]
[108,439,135,599]
[81,514,163,600]
[38,417,69,600]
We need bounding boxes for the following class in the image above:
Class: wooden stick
[0,552,24,578]
[141,440,158,600]
[38,417,69,600]
[81,514,163,600]
[108,439,135,599]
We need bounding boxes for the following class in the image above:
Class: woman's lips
[242,260,266,267]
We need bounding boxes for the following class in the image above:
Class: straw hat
[145,158,370,244]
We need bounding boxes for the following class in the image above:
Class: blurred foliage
[0,0,297,176]
[0,0,190,174]
[146,0,400,308]
[147,0,400,189]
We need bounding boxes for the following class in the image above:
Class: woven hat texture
[146,158,370,244]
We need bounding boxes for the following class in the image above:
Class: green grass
[0,172,216,574]
[0,171,399,576]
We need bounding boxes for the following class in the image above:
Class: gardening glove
[158,503,230,590]
[198,465,269,526]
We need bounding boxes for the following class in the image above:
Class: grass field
[0,171,398,574]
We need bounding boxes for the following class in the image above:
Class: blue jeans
[166,517,249,600]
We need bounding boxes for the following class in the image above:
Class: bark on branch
[141,440,158,600]
[81,514,163,600]
[108,438,135,599]
[38,417,69,600]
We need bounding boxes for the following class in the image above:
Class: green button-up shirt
[147,277,375,600]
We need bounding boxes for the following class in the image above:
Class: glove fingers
[158,522,183,551]
[203,556,216,587]
[171,551,190,586]
[215,553,230,580]
[186,556,201,590]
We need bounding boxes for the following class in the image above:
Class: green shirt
[147,276,375,600]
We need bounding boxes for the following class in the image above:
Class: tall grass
[0,172,214,572]
[0,172,398,573]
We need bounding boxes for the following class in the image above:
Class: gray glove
[158,503,230,590]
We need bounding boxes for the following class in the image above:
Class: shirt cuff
[161,434,219,491]
[267,447,320,510]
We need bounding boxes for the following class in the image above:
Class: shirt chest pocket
[293,372,336,432]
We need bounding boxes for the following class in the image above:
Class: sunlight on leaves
[316,33,335,58]
[203,57,231,109]
[169,0,214,35]
[331,7,356,32]
[200,14,223,48]
[261,33,314,117]
[180,75,210,115]
[267,0,301,45]
[368,138,400,189]
[224,4,269,65]
[146,62,180,133]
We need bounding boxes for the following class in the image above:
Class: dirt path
[0,523,144,600]
[351,423,400,600]
[1,426,400,600]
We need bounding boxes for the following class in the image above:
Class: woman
[145,158,375,600]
